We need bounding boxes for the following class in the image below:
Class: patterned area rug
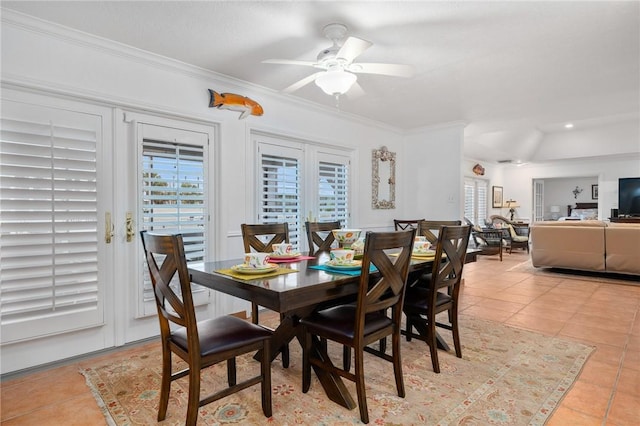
[81,317,592,425]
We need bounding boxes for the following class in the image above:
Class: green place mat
[214,267,298,280]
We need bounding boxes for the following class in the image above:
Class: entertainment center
[612,177,640,223]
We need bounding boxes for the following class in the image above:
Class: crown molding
[1,8,403,135]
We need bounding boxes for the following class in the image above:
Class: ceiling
[3,1,639,163]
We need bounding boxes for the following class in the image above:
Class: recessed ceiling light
[564,123,574,129]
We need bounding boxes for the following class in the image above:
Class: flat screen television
[619,177,640,217]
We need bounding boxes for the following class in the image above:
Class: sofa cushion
[530,223,605,271]
[605,223,640,275]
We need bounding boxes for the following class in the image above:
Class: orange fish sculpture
[208,89,263,119]
[472,163,485,176]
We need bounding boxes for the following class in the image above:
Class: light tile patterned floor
[1,251,639,425]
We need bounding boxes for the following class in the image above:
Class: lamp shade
[550,205,561,213]
[315,70,357,95]
[503,200,520,208]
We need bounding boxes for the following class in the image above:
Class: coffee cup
[413,241,431,254]
[330,249,355,265]
[272,243,293,255]
[244,252,270,268]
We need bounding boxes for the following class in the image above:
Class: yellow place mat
[214,267,298,281]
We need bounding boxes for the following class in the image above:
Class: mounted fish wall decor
[208,89,264,119]
[472,163,485,176]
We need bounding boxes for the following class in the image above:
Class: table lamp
[550,205,561,220]
[503,199,520,221]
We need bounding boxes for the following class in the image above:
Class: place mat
[268,255,315,263]
[308,263,377,276]
[214,267,298,280]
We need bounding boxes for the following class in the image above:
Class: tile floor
[1,251,639,425]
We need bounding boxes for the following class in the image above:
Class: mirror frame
[371,146,396,209]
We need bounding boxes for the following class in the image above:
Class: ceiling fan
[263,23,414,98]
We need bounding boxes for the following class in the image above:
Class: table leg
[253,308,357,410]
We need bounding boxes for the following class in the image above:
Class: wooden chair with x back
[305,220,340,255]
[393,219,424,231]
[403,225,471,373]
[140,231,272,425]
[300,229,416,424]
[241,222,290,367]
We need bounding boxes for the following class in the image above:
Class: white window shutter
[317,152,349,226]
[138,124,209,317]
[1,100,104,343]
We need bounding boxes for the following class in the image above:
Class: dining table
[188,248,478,411]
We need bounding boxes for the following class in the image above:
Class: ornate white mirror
[371,146,396,209]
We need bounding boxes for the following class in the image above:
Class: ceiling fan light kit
[315,69,357,96]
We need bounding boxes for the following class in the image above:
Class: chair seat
[173,316,272,357]
[300,305,392,342]
[403,286,452,313]
[511,235,528,242]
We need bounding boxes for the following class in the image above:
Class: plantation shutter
[464,177,488,226]
[138,124,209,317]
[317,152,349,226]
[1,100,104,343]
[257,143,302,247]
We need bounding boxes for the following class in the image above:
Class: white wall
[402,123,465,220]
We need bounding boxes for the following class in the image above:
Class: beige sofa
[530,220,640,276]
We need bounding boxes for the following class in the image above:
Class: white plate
[269,252,302,260]
[412,250,436,257]
[231,263,278,274]
[324,260,362,271]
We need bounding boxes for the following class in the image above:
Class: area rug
[508,259,640,286]
[81,317,593,425]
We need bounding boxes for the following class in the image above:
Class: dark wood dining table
[188,249,478,411]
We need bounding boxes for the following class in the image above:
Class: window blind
[317,157,349,226]
[1,102,103,343]
[258,147,301,247]
[140,137,207,314]
[464,177,488,226]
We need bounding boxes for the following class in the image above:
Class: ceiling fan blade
[262,59,317,67]
[346,82,366,99]
[282,72,324,93]
[348,62,415,78]
[336,36,372,62]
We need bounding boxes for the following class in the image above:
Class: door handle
[125,212,135,242]
[105,212,114,244]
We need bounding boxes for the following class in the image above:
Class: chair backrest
[305,221,341,255]
[356,229,416,339]
[430,225,471,295]
[417,220,462,244]
[140,231,198,344]
[241,223,289,253]
[393,219,423,231]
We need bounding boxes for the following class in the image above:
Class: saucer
[325,260,362,271]
[412,250,436,258]
[231,263,278,274]
[269,252,302,260]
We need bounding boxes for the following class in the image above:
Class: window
[257,142,302,247]
[138,123,210,317]
[253,133,351,251]
[464,178,488,227]
[1,100,104,343]
[317,152,349,225]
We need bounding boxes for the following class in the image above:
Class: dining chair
[140,231,272,425]
[300,229,416,424]
[241,222,290,367]
[393,219,423,231]
[403,225,471,373]
[305,220,340,255]
[416,219,462,244]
